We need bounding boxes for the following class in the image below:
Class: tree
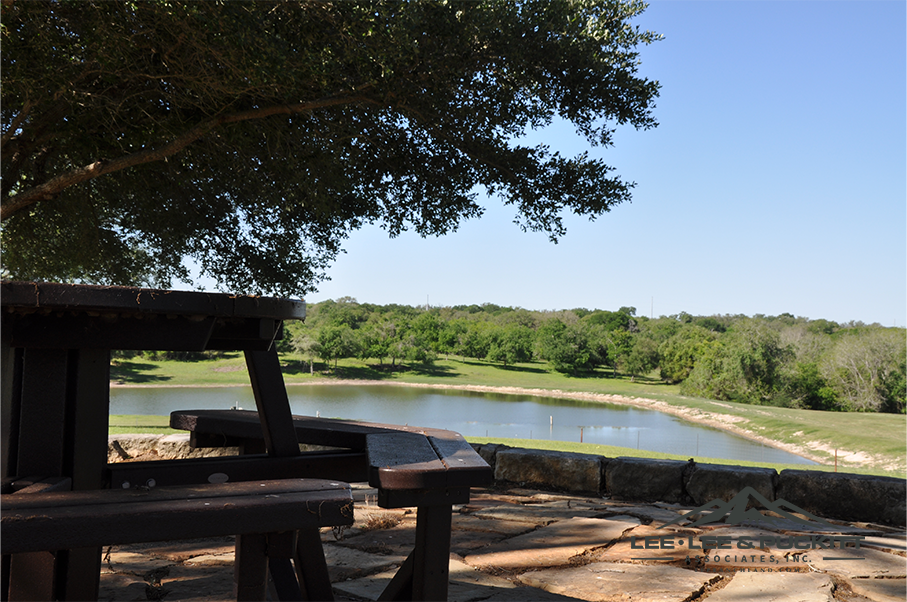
[486,324,535,367]
[821,328,906,412]
[624,334,659,380]
[682,320,790,404]
[317,324,359,368]
[658,325,717,383]
[536,318,594,374]
[1,1,660,295]
[605,329,634,375]
[291,331,321,374]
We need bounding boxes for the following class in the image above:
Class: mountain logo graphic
[658,487,834,529]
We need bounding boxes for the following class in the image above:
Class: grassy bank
[110,353,906,475]
[109,414,179,436]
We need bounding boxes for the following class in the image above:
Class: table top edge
[1,281,306,320]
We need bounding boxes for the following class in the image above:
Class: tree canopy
[1,0,661,295]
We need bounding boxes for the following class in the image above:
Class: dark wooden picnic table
[0,281,491,601]
[165,409,493,600]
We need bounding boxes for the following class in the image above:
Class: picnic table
[0,281,491,601]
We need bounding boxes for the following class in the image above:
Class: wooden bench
[165,409,493,601]
[1,478,353,601]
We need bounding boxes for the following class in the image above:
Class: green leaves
[2,0,661,294]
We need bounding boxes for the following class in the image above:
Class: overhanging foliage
[1,0,660,294]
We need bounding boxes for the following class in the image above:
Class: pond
[110,384,815,465]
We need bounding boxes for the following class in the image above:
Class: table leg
[378,552,414,601]
[16,349,68,477]
[6,350,67,601]
[67,348,110,491]
[412,505,452,601]
[244,348,300,457]
[245,346,329,600]
[6,552,55,601]
[57,349,111,600]
[235,534,269,601]
[294,528,333,601]
[378,505,452,601]
[1,336,22,481]
[266,531,303,601]
[3,348,110,601]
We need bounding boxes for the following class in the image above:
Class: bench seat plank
[2,479,352,555]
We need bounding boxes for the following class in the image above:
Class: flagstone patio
[98,484,906,602]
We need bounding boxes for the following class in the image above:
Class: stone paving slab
[465,516,640,570]
[519,562,719,602]
[106,538,236,563]
[450,529,514,556]
[704,571,835,601]
[155,563,236,601]
[182,551,234,566]
[453,513,540,536]
[599,503,690,525]
[338,523,417,556]
[673,510,882,535]
[747,517,884,535]
[102,550,175,576]
[525,491,605,501]
[804,546,907,578]
[98,573,147,602]
[845,577,907,602]
[333,558,580,601]
[323,542,407,582]
[476,588,584,601]
[527,499,610,511]
[862,533,907,553]
[339,519,507,558]
[471,504,605,525]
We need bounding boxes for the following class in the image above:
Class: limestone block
[605,457,689,503]
[108,434,239,462]
[685,463,777,506]
[776,470,907,526]
[471,443,506,473]
[494,448,602,493]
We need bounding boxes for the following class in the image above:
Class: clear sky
[304,1,906,325]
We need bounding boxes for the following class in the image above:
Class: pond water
[110,384,814,465]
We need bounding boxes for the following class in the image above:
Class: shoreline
[112,378,835,466]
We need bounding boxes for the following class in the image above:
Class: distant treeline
[281,298,906,414]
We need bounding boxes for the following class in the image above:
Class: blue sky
[305,1,905,325]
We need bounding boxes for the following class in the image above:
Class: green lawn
[109,353,907,476]
[109,414,179,435]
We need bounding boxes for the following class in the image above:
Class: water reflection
[110,384,814,465]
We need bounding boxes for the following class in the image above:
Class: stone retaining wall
[472,443,907,527]
[108,435,906,526]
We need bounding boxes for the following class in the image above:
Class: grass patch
[109,415,179,436]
